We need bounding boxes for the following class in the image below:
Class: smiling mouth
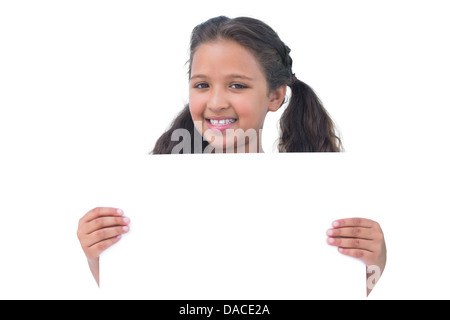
[205,118,237,131]
[207,118,236,126]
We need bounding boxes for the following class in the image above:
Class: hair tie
[291,73,298,84]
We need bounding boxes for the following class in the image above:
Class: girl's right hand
[77,207,130,286]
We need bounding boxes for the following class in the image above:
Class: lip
[205,117,237,132]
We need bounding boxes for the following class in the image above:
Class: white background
[0,0,449,299]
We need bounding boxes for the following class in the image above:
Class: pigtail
[278,79,342,152]
[151,105,209,154]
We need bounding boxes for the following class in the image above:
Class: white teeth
[209,119,236,126]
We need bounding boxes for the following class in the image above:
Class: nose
[207,87,230,113]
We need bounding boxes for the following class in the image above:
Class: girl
[77,16,386,295]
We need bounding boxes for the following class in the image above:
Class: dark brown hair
[152,16,342,153]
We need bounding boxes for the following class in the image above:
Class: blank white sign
[100,153,366,299]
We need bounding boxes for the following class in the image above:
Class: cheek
[189,95,205,121]
[233,96,268,129]
[189,95,207,136]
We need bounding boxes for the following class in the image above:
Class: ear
[268,84,287,112]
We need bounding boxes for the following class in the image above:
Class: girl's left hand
[326,218,386,295]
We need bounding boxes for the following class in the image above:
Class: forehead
[190,39,265,79]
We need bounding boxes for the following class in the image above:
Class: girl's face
[189,39,286,153]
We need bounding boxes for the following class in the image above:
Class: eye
[230,83,248,89]
[193,82,209,89]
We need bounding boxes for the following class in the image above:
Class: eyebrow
[190,74,254,81]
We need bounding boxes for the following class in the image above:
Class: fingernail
[117,209,124,215]
[123,217,129,223]
[332,221,339,227]
[327,237,335,244]
[338,247,344,253]
[122,226,129,232]
[327,229,334,236]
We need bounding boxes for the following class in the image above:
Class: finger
[327,237,374,252]
[86,225,130,247]
[89,235,123,257]
[337,247,373,261]
[85,216,130,234]
[326,227,374,240]
[80,207,124,223]
[332,217,375,229]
